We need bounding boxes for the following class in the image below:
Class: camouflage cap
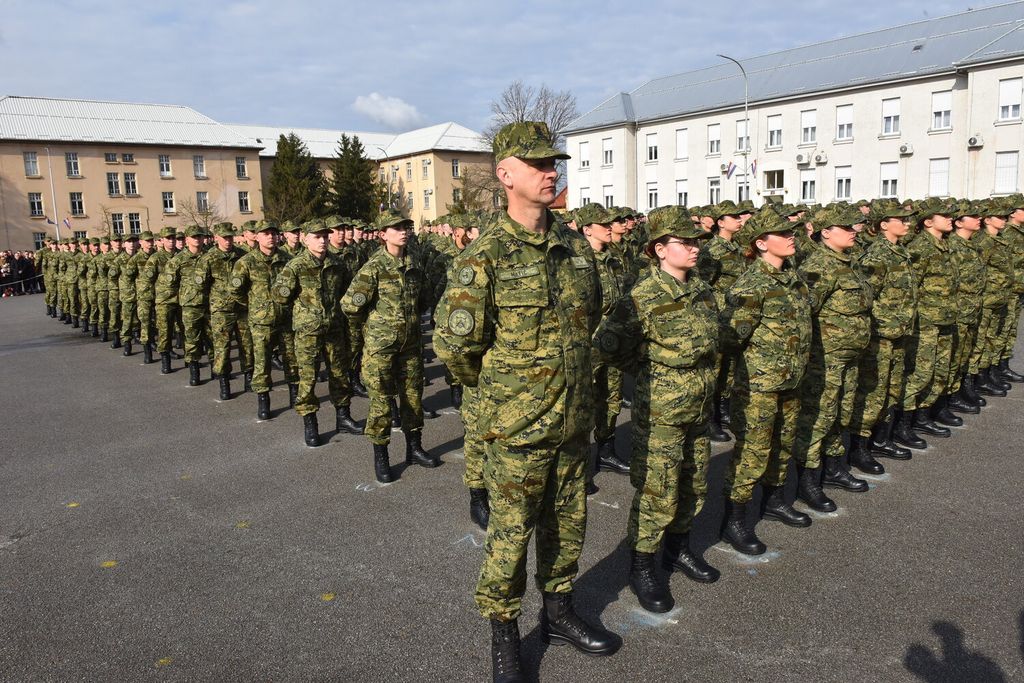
[735,206,795,249]
[647,205,713,242]
[575,202,613,226]
[254,219,279,232]
[159,227,177,239]
[121,232,137,241]
[448,213,467,230]
[979,198,1012,218]
[99,237,110,245]
[137,230,155,240]
[606,206,630,222]
[184,225,212,238]
[711,200,742,220]
[375,210,414,230]
[906,197,947,221]
[175,231,186,240]
[1004,193,1024,210]
[213,223,236,238]
[88,237,100,245]
[492,121,570,161]
[736,199,756,215]
[302,218,329,234]
[811,206,860,232]
[325,215,344,229]
[241,220,258,232]
[109,233,123,242]
[280,219,300,233]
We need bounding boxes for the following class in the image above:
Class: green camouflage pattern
[723,387,801,503]
[491,121,569,161]
[858,236,917,339]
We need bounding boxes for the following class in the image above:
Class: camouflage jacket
[792,226,819,267]
[721,257,811,392]
[120,251,143,303]
[273,248,349,334]
[799,244,873,358]
[434,211,602,448]
[106,251,127,292]
[157,248,205,307]
[1002,222,1024,296]
[696,234,747,309]
[947,232,985,324]
[595,267,718,426]
[142,250,176,302]
[858,237,918,339]
[980,229,1014,309]
[231,247,290,326]
[197,246,246,314]
[74,251,90,287]
[907,230,957,326]
[342,247,426,354]
[131,251,156,301]
[593,247,626,316]
[88,252,107,291]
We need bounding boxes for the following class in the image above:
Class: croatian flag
[726,161,737,179]
[750,159,757,177]
[63,217,72,229]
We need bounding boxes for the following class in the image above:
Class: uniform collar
[654,266,699,301]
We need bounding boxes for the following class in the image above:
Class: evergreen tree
[263,133,328,223]
[328,134,384,222]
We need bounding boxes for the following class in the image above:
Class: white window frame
[735,120,749,152]
[159,155,172,177]
[162,191,175,213]
[123,172,137,196]
[423,189,430,209]
[451,158,460,178]
[65,152,79,177]
[602,138,613,166]
[835,166,852,200]
[238,191,250,213]
[800,110,817,144]
[707,124,721,155]
[767,115,782,148]
[578,141,590,168]
[999,78,1022,121]
[405,162,412,181]
[192,154,206,179]
[196,191,210,213]
[23,151,38,176]
[602,185,614,208]
[736,174,750,202]
[646,133,658,162]
[104,152,118,163]
[452,188,462,204]
[128,213,141,234]
[676,179,688,206]
[836,104,853,140]
[931,91,952,130]
[674,128,688,160]
[647,182,658,209]
[880,161,899,198]
[407,191,414,208]
[707,177,721,204]
[882,98,901,135]
[421,159,429,180]
[69,192,85,216]
[33,232,46,250]
[579,187,590,206]
[765,169,784,191]
[122,153,134,163]
[800,169,816,202]
[928,158,950,197]
[28,192,43,217]
[111,213,124,235]
[995,151,1019,194]
[236,156,248,179]
[106,172,121,196]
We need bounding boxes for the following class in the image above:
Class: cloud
[352,93,425,131]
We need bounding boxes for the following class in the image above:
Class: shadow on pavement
[904,620,1007,682]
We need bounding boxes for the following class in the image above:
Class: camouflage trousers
[294,327,351,417]
[903,324,954,411]
[155,303,179,352]
[94,291,109,329]
[362,337,422,445]
[628,417,709,552]
[209,310,250,377]
[120,299,139,340]
[794,348,862,469]
[45,274,57,306]
[137,299,155,344]
[180,305,207,364]
[461,384,486,489]
[86,285,97,322]
[475,437,588,622]
[999,300,1022,361]
[237,311,254,372]
[107,290,121,333]
[250,324,288,394]
[724,386,800,504]
[79,284,91,321]
[971,305,1009,370]
[280,329,299,384]
[849,336,906,438]
[67,282,80,316]
[592,363,623,444]
[954,320,980,381]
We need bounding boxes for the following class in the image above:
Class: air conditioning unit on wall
[968,134,984,148]
[796,152,812,165]
[814,152,828,165]
[899,143,914,155]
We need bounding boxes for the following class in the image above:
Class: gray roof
[0,96,260,148]
[567,2,1024,133]
[227,123,397,159]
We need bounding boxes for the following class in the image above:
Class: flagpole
[717,54,750,204]
[44,147,61,239]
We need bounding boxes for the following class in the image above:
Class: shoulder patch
[193,274,204,284]
[351,291,367,307]
[571,256,589,269]
[736,321,753,339]
[448,308,475,336]
[277,285,291,299]
[231,276,243,288]
[598,331,620,353]
[457,265,476,286]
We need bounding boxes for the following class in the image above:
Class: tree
[176,197,227,230]
[451,162,501,212]
[264,133,329,223]
[328,134,384,222]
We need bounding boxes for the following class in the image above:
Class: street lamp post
[375,146,392,209]
[717,54,751,203]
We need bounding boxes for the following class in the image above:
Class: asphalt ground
[1,293,1022,682]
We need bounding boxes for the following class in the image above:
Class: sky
[0,0,982,135]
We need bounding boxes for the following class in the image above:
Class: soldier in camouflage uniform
[196,223,248,398]
[720,208,813,554]
[89,238,110,340]
[997,195,1024,382]
[77,239,94,333]
[131,232,159,360]
[946,200,988,412]
[117,234,141,356]
[793,206,874,508]
[972,201,1016,395]
[144,227,180,371]
[105,234,125,346]
[594,206,719,613]
[161,225,210,380]
[65,239,84,327]
[434,122,619,681]
[37,240,57,317]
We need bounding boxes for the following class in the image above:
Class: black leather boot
[389,398,401,429]
[948,388,980,414]
[719,499,766,555]
[999,359,1024,382]
[761,485,812,527]
[719,396,732,428]
[822,456,869,492]
[188,361,201,387]
[123,339,133,357]
[80,319,89,334]
[539,591,621,655]
[101,326,109,342]
[450,384,463,409]
[913,408,950,437]
[629,550,674,613]
[848,434,884,475]
[469,488,490,531]
[219,376,231,401]
[243,370,253,393]
[964,374,986,407]
[405,430,438,467]
[893,409,927,449]
[143,343,154,364]
[596,439,630,474]
[270,353,285,371]
[288,383,299,407]
[302,413,320,447]
[160,352,172,375]
[986,366,1011,391]
[490,619,525,683]
[870,419,911,460]
[91,322,99,337]
[351,372,368,398]
[257,392,270,420]
[373,444,393,483]
[110,332,121,349]
[708,417,731,443]
[976,369,1007,397]
[71,316,79,328]
[662,532,720,582]
[797,465,837,512]
[931,396,963,427]
[335,406,363,434]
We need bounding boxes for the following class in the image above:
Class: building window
[106,172,121,196]
[122,153,134,163]
[579,141,590,168]
[602,138,613,166]
[111,213,124,235]
[123,173,137,195]
[451,158,460,178]
[579,187,590,205]
[28,192,43,217]
[159,155,172,177]
[23,151,38,176]
[104,152,118,163]
[767,115,782,148]
[995,151,1019,194]
[128,213,141,234]
[236,156,248,178]
[73,231,87,241]
[407,191,414,208]
[674,128,688,159]
[647,182,658,209]
[452,188,462,204]
[196,191,209,212]
[708,177,721,203]
[65,152,80,177]
[391,166,398,182]
[882,98,901,135]
[33,232,46,250]
[735,120,749,152]
[928,158,950,197]
[676,179,688,205]
[646,133,659,162]
[193,155,206,178]
[765,170,784,191]
[406,162,412,181]
[238,191,250,213]
[736,175,750,202]
[422,159,429,179]
[880,161,899,198]
[707,124,721,155]
[603,185,614,208]
[162,191,175,213]
[999,78,1022,121]
[835,166,852,200]
[69,192,85,216]
[800,169,816,202]
[931,91,952,130]
[423,189,430,209]
[800,110,817,144]
[836,104,853,140]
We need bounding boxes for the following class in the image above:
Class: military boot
[822,456,869,492]
[797,465,837,512]
[243,370,253,393]
[719,500,766,555]
[913,408,950,437]
[848,434,884,475]
[450,384,463,410]
[596,439,630,474]
[893,409,927,449]
[718,396,732,428]
[288,383,299,408]
[123,339,133,357]
[71,316,79,328]
[335,406,362,434]
[160,352,172,375]
[219,376,231,401]
[389,398,401,429]
[405,430,438,468]
[662,532,720,583]
[91,322,99,337]
[761,485,812,527]
[539,592,621,655]
[257,392,271,421]
[373,444,393,483]
[870,419,911,460]
[987,366,1012,391]
[708,417,731,443]
[351,372,368,398]
[930,396,963,427]
[80,320,89,334]
[948,387,980,414]
[469,488,490,531]
[101,327,109,342]
[110,332,121,349]
[490,619,525,683]
[143,343,153,365]
[188,362,201,387]
[962,374,986,407]
[976,369,1007,397]
[999,359,1024,382]
[629,550,674,613]
[302,414,320,447]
